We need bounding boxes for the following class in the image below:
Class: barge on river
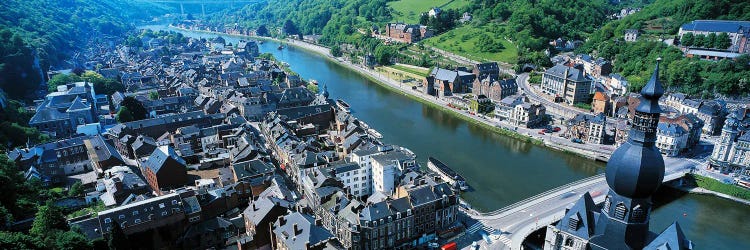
[427,157,468,191]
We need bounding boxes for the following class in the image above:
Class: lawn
[691,174,750,200]
[422,25,518,64]
[390,64,430,77]
[388,0,472,23]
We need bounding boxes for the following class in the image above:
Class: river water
[144,25,750,249]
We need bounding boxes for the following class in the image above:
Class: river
[143,25,750,249]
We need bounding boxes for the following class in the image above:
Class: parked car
[553,127,561,132]
[538,131,546,135]
[571,138,583,144]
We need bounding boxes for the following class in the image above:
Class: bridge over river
[460,166,692,250]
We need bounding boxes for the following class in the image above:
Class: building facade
[541,65,592,105]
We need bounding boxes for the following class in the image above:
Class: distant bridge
[136,0,266,16]
[462,169,691,249]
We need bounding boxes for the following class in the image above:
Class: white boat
[336,99,351,113]
[427,157,469,191]
[367,129,383,139]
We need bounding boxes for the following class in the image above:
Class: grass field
[388,0,472,23]
[390,64,430,77]
[691,174,750,200]
[422,25,518,64]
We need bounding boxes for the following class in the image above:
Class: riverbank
[168,26,551,147]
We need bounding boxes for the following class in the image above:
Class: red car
[553,127,562,132]
[538,131,546,135]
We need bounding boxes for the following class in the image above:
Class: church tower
[544,59,692,250]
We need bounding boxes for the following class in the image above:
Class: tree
[330,45,342,57]
[715,32,731,50]
[30,202,69,238]
[706,33,717,48]
[306,83,319,93]
[694,34,707,48]
[116,106,135,123]
[0,231,42,250]
[256,24,269,37]
[681,33,694,47]
[283,20,299,36]
[108,221,131,250]
[148,91,159,100]
[118,96,147,121]
[53,230,91,250]
[68,181,83,197]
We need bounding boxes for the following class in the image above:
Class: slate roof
[545,65,589,82]
[644,222,693,250]
[67,96,90,111]
[29,104,69,124]
[360,200,390,221]
[143,146,187,174]
[555,192,598,239]
[681,20,750,33]
[232,160,274,180]
[273,212,334,249]
[658,122,687,137]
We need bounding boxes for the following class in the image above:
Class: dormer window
[614,203,628,220]
[568,213,580,231]
[631,205,646,222]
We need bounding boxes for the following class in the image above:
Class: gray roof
[359,200,391,221]
[273,212,334,249]
[644,222,693,250]
[143,146,186,174]
[544,65,589,82]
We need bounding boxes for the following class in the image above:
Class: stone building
[544,59,693,250]
[29,82,99,138]
[541,65,592,105]
[709,107,750,175]
[566,113,607,144]
[472,76,518,102]
[509,102,546,128]
[384,23,432,43]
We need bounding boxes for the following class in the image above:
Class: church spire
[594,58,666,249]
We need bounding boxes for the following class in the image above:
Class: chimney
[279,216,287,226]
[293,223,301,235]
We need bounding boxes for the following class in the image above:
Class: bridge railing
[473,173,606,217]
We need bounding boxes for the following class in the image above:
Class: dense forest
[579,0,750,96]
[0,0,168,150]
[0,0,169,99]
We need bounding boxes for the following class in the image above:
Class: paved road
[517,73,584,119]
[458,152,706,250]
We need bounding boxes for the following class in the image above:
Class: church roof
[644,222,693,250]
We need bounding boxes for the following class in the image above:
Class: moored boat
[427,157,468,191]
[336,99,351,113]
[367,128,383,139]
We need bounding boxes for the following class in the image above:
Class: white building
[347,145,416,196]
[332,162,370,197]
[656,123,688,157]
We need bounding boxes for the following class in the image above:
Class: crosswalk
[496,234,512,246]
[464,222,513,248]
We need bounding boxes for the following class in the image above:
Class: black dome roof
[605,141,665,198]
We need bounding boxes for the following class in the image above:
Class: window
[172,200,179,205]
[104,218,112,224]
[162,211,168,216]
[132,210,139,216]
[159,203,165,209]
[614,203,628,220]
[568,214,580,231]
[118,215,125,220]
[631,205,646,222]
[565,238,574,247]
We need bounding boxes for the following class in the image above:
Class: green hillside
[579,0,750,96]
[388,0,471,23]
